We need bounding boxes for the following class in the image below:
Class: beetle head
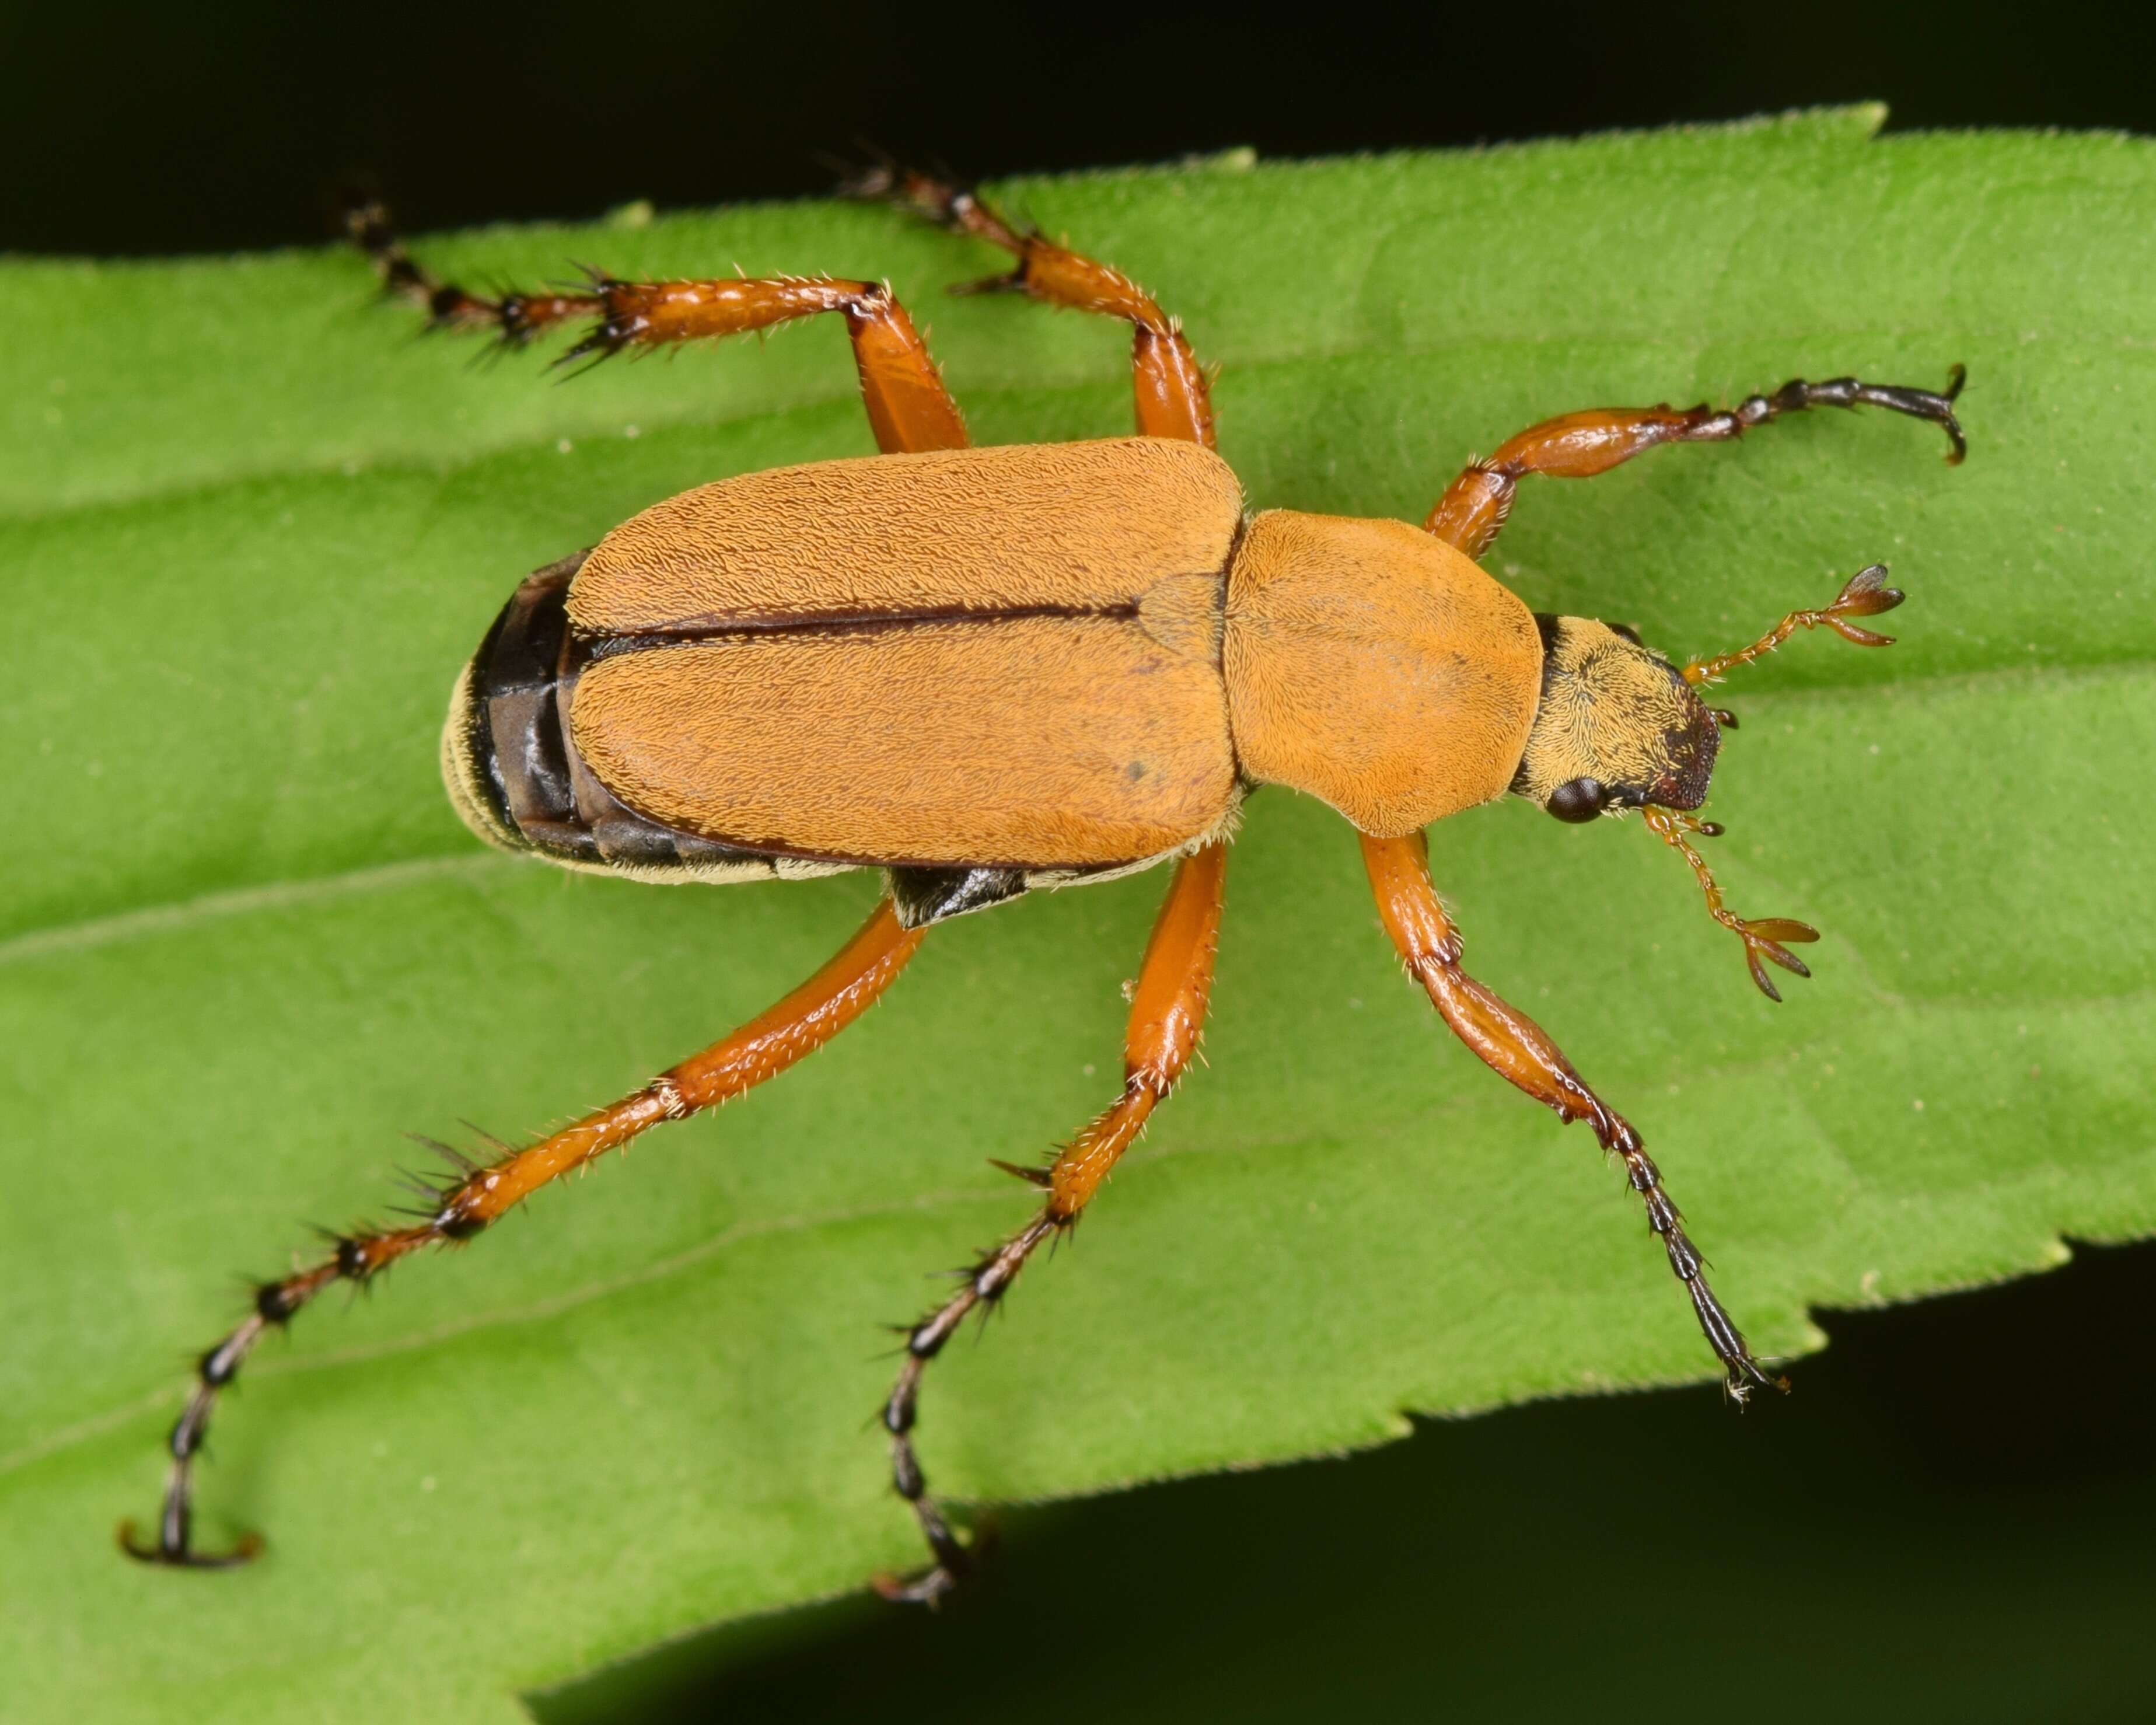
[1509,614,1721,820]
[1509,566,1907,1000]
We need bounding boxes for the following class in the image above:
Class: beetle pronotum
[122,169,1963,1602]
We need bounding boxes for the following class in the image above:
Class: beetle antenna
[1642,809,1819,1001]
[1682,564,1905,686]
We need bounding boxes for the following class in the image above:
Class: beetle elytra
[124,169,1963,1603]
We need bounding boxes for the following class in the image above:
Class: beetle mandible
[123,168,1964,1602]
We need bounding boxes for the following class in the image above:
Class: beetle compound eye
[1547,778,1608,823]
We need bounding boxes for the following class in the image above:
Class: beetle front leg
[1427,367,1966,558]
[878,840,1226,1605]
[346,201,968,455]
[850,167,1215,448]
[1360,830,1783,1400]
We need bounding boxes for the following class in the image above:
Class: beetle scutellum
[123,170,1963,1602]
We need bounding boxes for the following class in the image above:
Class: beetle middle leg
[121,898,925,1569]
[347,201,968,455]
[848,167,1215,448]
[1360,829,1784,1401]
[877,839,1228,1605]
[345,200,609,346]
[1427,366,1966,558]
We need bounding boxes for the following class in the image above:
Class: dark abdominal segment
[462,551,771,872]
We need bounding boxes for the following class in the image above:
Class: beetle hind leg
[877,841,1226,1604]
[121,900,925,1570]
[344,199,969,455]
[344,199,605,348]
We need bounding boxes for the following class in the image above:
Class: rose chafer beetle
[124,170,1963,1602]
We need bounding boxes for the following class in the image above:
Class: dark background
[4,0,2156,256]
[14,2,2154,1716]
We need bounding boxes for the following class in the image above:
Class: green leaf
[5,108,2151,1721]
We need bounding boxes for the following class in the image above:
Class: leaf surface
[4,109,2152,1721]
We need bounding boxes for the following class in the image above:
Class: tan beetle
[123,170,1963,1602]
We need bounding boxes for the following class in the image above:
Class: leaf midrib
[4,658,2139,958]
